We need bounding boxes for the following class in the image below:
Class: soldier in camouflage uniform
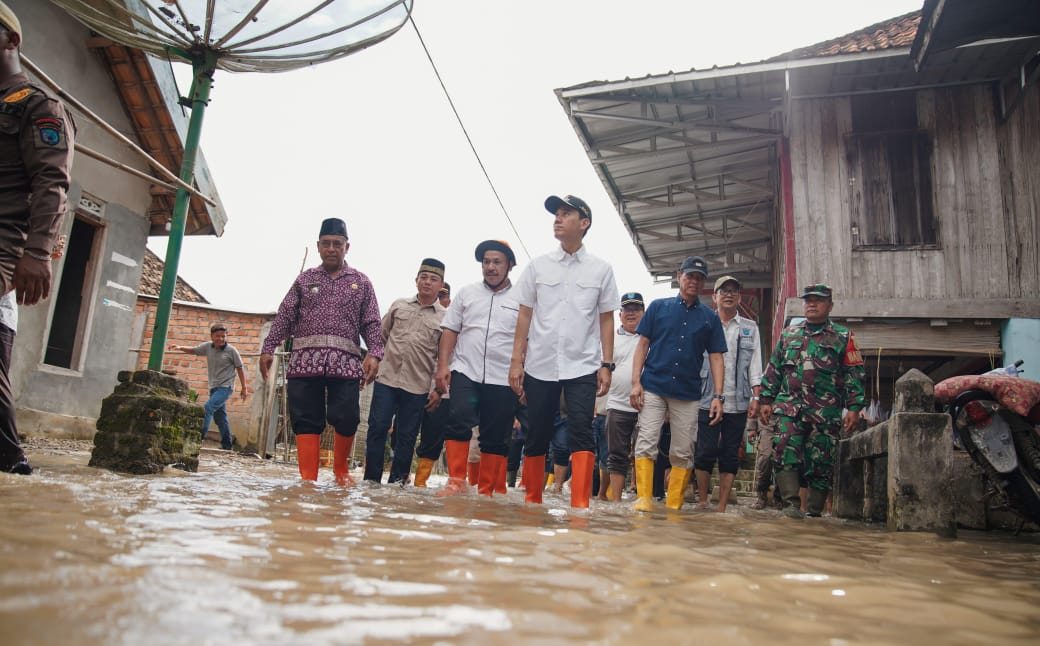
[759,284,865,518]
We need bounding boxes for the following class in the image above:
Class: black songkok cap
[319,218,348,239]
[418,258,445,278]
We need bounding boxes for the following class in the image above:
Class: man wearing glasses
[694,276,763,512]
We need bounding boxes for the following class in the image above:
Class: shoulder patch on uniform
[3,88,33,103]
[34,117,64,147]
[843,332,864,366]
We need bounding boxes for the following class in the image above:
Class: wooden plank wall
[787,83,1040,305]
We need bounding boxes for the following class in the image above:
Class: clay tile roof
[139,248,209,303]
[770,11,922,61]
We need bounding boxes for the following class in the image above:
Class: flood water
[2,441,1039,645]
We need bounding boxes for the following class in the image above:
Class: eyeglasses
[717,289,740,296]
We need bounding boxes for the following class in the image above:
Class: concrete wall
[1002,318,1040,376]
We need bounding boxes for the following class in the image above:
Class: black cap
[679,256,708,277]
[620,292,644,307]
[418,258,445,278]
[439,283,451,295]
[319,218,348,239]
[544,195,591,221]
[475,239,516,266]
[801,283,833,298]
[210,322,227,333]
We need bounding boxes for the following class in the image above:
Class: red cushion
[934,375,1040,418]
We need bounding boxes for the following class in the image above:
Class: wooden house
[556,2,1040,400]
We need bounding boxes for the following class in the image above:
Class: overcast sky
[150,0,922,317]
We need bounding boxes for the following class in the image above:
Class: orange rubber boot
[569,451,595,509]
[494,455,508,494]
[413,457,435,488]
[477,453,508,497]
[522,455,546,504]
[436,440,470,497]
[333,433,355,486]
[468,461,480,486]
[296,434,320,482]
[477,453,496,496]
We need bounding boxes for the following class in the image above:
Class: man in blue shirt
[629,256,726,511]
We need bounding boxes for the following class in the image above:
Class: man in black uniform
[0,2,75,474]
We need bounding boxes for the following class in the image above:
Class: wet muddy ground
[1,439,1038,645]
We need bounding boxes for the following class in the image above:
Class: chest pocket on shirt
[574,280,600,311]
[738,334,756,351]
[535,278,561,307]
[782,338,804,366]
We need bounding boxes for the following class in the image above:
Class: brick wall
[134,298,275,444]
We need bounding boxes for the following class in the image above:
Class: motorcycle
[936,360,1040,529]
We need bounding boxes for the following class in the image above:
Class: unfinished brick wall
[134,299,275,444]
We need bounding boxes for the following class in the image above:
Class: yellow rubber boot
[665,466,692,510]
[632,457,655,512]
[413,457,435,488]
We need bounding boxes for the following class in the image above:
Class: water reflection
[1,444,1038,645]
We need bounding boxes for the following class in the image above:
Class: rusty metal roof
[556,10,1040,288]
[771,12,921,61]
[139,247,208,302]
[90,38,227,237]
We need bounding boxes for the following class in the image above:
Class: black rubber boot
[806,488,829,517]
[775,471,805,518]
[506,470,517,488]
[4,458,32,475]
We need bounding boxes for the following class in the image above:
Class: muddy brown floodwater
[1,439,1038,645]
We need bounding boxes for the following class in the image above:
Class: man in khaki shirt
[363,258,447,484]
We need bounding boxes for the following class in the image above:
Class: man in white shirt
[694,275,763,512]
[435,240,521,496]
[604,292,645,501]
[509,194,619,509]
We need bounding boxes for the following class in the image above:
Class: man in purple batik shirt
[261,217,383,484]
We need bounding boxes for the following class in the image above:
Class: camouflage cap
[800,283,833,298]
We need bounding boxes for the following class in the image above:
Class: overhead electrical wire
[408,15,531,261]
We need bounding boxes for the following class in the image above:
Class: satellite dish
[50,0,414,73]
[48,0,415,370]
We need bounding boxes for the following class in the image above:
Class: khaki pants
[633,392,698,469]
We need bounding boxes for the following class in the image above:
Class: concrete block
[887,412,956,535]
[893,368,934,414]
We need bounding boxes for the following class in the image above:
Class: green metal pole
[147,51,217,371]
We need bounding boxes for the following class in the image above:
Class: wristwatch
[712,394,725,402]
[751,396,761,401]
[600,362,616,371]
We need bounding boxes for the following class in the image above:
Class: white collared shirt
[514,244,619,381]
[607,326,641,412]
[442,281,520,386]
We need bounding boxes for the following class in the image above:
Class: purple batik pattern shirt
[262,265,384,380]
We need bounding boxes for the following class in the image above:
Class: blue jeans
[592,414,608,470]
[202,386,233,449]
[363,382,428,483]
